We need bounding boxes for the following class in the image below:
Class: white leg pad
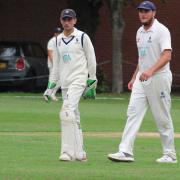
[60,108,86,160]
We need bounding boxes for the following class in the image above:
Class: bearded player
[108,1,177,163]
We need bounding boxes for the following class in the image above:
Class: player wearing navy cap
[108,1,177,163]
[44,9,97,161]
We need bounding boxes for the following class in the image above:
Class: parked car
[0,41,49,91]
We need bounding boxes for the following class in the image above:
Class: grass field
[0,92,180,180]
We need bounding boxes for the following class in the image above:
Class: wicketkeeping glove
[43,82,56,102]
[83,79,97,99]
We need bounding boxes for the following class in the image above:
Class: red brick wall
[95,1,112,84]
[0,0,180,89]
[0,0,67,49]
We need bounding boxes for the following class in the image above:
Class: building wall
[96,0,180,89]
[0,0,67,49]
[0,0,180,89]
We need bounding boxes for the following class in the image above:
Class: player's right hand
[128,79,135,90]
[43,82,57,102]
[43,88,54,102]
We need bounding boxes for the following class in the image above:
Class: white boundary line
[0,131,180,138]
[0,95,126,100]
[1,95,180,101]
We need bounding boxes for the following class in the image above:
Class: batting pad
[60,109,85,160]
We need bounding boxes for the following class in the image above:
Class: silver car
[0,41,48,91]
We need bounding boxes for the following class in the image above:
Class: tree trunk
[111,0,124,93]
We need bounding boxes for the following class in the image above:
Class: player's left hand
[83,79,97,99]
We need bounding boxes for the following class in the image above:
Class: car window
[31,44,46,58]
[0,46,20,57]
[21,45,34,57]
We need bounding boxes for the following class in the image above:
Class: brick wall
[0,0,180,90]
[0,0,67,49]
[96,0,180,89]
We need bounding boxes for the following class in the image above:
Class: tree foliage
[67,0,102,42]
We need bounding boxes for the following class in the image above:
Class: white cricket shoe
[108,152,134,162]
[76,155,88,162]
[156,155,177,163]
[59,153,74,161]
[51,95,58,101]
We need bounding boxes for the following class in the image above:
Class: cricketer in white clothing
[108,1,177,163]
[47,27,61,101]
[44,9,97,161]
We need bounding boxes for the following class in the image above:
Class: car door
[31,43,48,86]
[22,43,48,87]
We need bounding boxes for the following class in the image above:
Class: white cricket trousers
[119,71,176,159]
[60,84,86,159]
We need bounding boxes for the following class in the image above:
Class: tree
[67,0,102,43]
[105,0,125,93]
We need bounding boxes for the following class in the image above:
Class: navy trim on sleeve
[81,33,85,48]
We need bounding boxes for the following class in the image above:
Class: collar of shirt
[61,28,78,38]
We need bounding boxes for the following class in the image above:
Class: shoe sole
[76,158,88,162]
[108,156,134,162]
[59,159,73,162]
[59,156,74,161]
[59,158,87,162]
[59,156,87,162]
[156,160,177,163]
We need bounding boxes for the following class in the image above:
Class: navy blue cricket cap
[60,9,76,19]
[137,1,156,11]
[53,27,61,33]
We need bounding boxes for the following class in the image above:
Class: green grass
[0,92,180,180]
[0,135,180,180]
[0,92,180,132]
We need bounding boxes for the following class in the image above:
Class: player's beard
[142,17,154,27]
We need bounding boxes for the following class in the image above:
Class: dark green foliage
[96,66,111,93]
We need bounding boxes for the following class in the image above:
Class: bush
[96,66,111,93]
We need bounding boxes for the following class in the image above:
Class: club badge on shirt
[138,47,147,61]
[147,36,152,43]
[62,53,71,63]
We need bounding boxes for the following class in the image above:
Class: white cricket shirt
[136,19,172,73]
[47,36,58,68]
[50,28,97,88]
[47,36,57,51]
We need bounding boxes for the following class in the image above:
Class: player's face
[138,9,156,26]
[60,17,77,31]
